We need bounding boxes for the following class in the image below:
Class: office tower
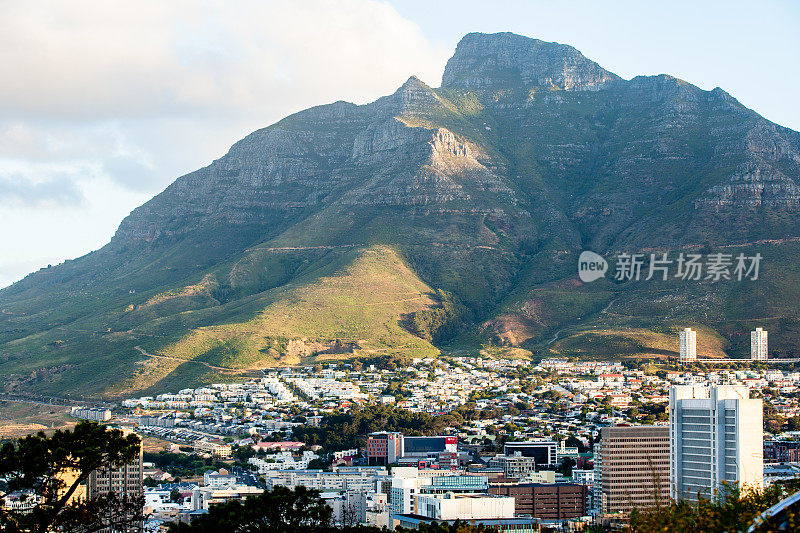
[751,328,768,361]
[596,426,670,515]
[679,328,697,363]
[669,385,763,502]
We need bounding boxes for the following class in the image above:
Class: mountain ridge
[2,32,800,397]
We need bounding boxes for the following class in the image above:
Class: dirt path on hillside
[133,345,232,371]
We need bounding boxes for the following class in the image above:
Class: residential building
[194,439,232,459]
[669,385,764,501]
[71,407,112,422]
[203,468,236,489]
[751,328,768,361]
[596,425,670,515]
[88,428,144,532]
[489,454,538,480]
[191,485,263,510]
[679,328,697,363]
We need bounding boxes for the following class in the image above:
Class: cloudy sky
[1,0,798,288]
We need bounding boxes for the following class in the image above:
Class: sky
[1,0,798,289]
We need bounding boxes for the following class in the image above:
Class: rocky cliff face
[3,32,800,396]
[442,32,621,90]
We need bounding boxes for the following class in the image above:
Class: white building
[751,328,768,361]
[191,485,263,510]
[413,493,514,521]
[679,328,697,363]
[203,469,236,489]
[669,385,763,501]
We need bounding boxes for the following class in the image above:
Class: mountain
[2,32,800,397]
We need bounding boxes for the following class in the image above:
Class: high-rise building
[88,428,144,532]
[669,385,763,502]
[751,328,768,361]
[596,426,670,515]
[679,328,697,363]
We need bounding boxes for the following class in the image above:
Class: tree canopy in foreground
[628,482,800,533]
[0,421,144,533]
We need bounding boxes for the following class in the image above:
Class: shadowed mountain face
[2,32,800,397]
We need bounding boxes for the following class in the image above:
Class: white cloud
[0,0,450,288]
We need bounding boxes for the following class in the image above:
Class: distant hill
[2,32,800,397]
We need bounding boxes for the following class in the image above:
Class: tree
[168,486,344,532]
[0,421,144,533]
[629,483,800,533]
[557,457,576,477]
[166,486,487,533]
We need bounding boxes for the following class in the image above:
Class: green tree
[168,486,367,532]
[629,483,800,533]
[0,421,144,533]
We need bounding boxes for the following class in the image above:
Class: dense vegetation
[143,451,228,479]
[628,483,800,533]
[293,404,467,452]
[168,485,500,532]
[404,290,471,343]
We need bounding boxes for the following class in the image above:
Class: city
[2,2,800,532]
[37,327,798,530]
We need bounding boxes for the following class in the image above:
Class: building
[203,468,237,489]
[764,440,800,463]
[366,432,403,466]
[679,328,697,363]
[403,436,458,458]
[88,429,144,532]
[488,483,587,520]
[751,328,768,361]
[391,515,541,532]
[413,493,515,521]
[489,454,538,480]
[71,407,112,422]
[366,433,457,466]
[194,439,232,459]
[503,441,557,466]
[191,485,263,510]
[669,385,764,501]
[596,425,670,515]
[421,475,489,494]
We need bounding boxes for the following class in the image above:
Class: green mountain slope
[2,32,800,397]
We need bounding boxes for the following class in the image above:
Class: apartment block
[679,328,697,363]
[751,328,768,361]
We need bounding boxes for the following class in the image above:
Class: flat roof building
[596,425,670,516]
[670,385,763,501]
[489,483,587,520]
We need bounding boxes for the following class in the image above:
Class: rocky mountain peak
[441,32,621,91]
